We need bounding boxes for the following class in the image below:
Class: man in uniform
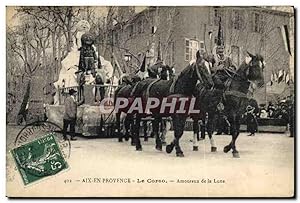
[210,18,237,135]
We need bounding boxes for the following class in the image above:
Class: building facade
[112,6,294,104]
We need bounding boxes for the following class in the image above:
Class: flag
[208,31,213,40]
[277,69,285,84]
[139,54,146,72]
[285,72,290,85]
[280,25,291,55]
[270,72,274,86]
[216,17,224,46]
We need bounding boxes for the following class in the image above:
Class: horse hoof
[124,136,129,141]
[232,152,240,158]
[136,147,142,151]
[118,138,123,142]
[166,144,174,154]
[193,146,198,151]
[176,152,185,157]
[144,137,148,142]
[155,145,162,151]
[211,147,217,152]
[223,145,231,153]
[131,141,136,146]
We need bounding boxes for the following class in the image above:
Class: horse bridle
[195,61,204,84]
[222,59,263,101]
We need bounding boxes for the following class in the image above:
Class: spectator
[267,102,275,118]
[245,105,258,136]
[260,109,268,118]
[63,89,84,141]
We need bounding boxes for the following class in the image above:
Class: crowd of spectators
[258,97,293,120]
[257,96,294,137]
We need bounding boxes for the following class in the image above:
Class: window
[151,26,157,34]
[185,39,199,61]
[199,41,205,52]
[252,12,264,33]
[231,45,240,66]
[232,10,244,30]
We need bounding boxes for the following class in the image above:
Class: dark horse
[181,52,264,157]
[114,64,174,144]
[222,52,264,158]
[132,51,213,153]
[189,84,224,152]
[114,74,141,143]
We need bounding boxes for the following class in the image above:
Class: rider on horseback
[211,16,237,90]
[212,56,237,90]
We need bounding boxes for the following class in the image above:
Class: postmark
[11,133,69,185]
[10,121,71,185]
[14,121,71,159]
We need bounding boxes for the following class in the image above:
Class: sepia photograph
[5,5,295,198]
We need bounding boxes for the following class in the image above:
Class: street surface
[6,125,294,197]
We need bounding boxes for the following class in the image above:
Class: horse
[185,53,264,157]
[114,74,141,144]
[132,51,213,152]
[138,64,176,143]
[189,84,223,152]
[222,52,264,158]
[166,52,264,157]
[114,64,174,144]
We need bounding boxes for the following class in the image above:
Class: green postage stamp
[11,133,69,185]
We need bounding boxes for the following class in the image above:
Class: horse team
[114,51,265,158]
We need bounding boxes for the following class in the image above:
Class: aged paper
[6,6,295,197]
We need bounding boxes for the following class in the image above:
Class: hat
[69,89,77,95]
[246,105,254,111]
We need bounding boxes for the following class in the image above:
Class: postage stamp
[14,121,71,159]
[11,133,69,185]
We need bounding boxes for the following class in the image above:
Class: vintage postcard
[6,6,295,197]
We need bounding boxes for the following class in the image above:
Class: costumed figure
[77,32,97,102]
[78,32,97,76]
[94,56,107,102]
[210,17,235,135]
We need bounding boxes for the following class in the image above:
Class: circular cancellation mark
[14,121,71,159]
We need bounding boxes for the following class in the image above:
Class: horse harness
[220,66,250,104]
[144,78,161,100]
[169,60,205,94]
[130,82,140,97]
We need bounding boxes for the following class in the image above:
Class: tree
[7,6,83,123]
[7,20,42,123]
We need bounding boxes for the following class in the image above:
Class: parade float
[46,20,122,137]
